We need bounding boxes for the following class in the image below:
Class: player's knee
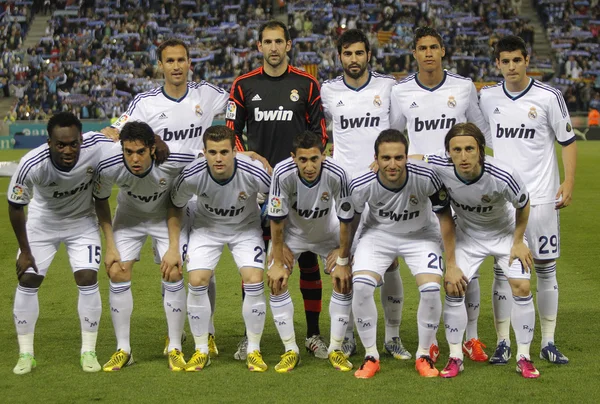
[74,269,98,286]
[508,279,530,297]
[188,270,211,287]
[19,273,44,288]
[241,269,263,284]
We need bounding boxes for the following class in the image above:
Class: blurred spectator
[588,106,600,126]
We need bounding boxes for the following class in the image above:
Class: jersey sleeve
[424,168,450,212]
[467,82,493,149]
[267,168,290,220]
[166,143,196,173]
[501,167,529,209]
[7,152,37,206]
[547,89,576,146]
[93,166,115,200]
[306,78,328,146]
[171,165,197,208]
[226,79,247,151]
[213,85,229,115]
[110,95,146,132]
[321,84,333,121]
[349,177,370,214]
[389,86,407,132]
[332,167,354,222]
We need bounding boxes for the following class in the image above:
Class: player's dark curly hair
[120,121,156,148]
[292,130,325,154]
[203,125,236,149]
[157,38,190,62]
[494,35,528,60]
[374,129,409,157]
[412,26,444,50]
[259,20,290,42]
[444,122,486,166]
[47,112,82,138]
[337,29,370,55]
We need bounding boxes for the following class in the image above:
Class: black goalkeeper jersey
[226,65,327,166]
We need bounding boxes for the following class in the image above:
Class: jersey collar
[376,169,408,193]
[298,167,323,188]
[161,85,189,103]
[453,164,484,185]
[415,70,447,92]
[343,71,372,92]
[208,158,237,186]
[502,78,534,101]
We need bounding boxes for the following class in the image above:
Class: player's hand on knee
[326,249,339,274]
[16,251,38,280]
[444,263,468,296]
[267,262,289,295]
[104,247,124,273]
[100,126,119,141]
[332,264,352,294]
[510,241,533,273]
[161,247,183,279]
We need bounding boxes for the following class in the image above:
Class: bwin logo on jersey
[378,209,420,222]
[340,113,381,129]
[292,201,330,219]
[452,199,493,213]
[204,204,245,217]
[53,178,93,198]
[127,190,167,202]
[495,124,535,139]
[254,106,293,122]
[163,124,203,141]
[414,115,456,132]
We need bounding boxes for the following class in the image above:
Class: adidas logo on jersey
[414,115,457,132]
[200,192,209,198]
[410,102,419,109]
[252,94,262,101]
[158,112,168,119]
[49,181,57,186]
[340,113,381,129]
[495,124,536,139]
[494,108,501,114]
[254,107,293,122]
[336,100,345,107]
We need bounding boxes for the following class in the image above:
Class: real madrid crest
[447,96,456,108]
[159,178,167,187]
[409,194,418,205]
[195,104,203,117]
[528,107,537,119]
[290,89,299,102]
[321,192,330,202]
[238,191,248,202]
[481,194,491,203]
[373,95,382,107]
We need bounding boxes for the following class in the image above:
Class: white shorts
[187,226,265,272]
[526,203,560,260]
[353,227,443,279]
[455,226,531,281]
[113,210,171,262]
[21,216,101,277]
[266,233,339,274]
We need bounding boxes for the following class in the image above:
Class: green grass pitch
[0,143,598,403]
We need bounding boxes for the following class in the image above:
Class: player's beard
[344,63,367,80]
[265,53,286,70]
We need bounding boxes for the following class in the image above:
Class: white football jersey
[268,156,354,243]
[349,160,449,234]
[8,132,114,223]
[479,80,575,205]
[321,72,396,176]
[171,153,271,233]
[94,143,195,219]
[111,81,229,155]
[424,154,529,239]
[389,71,492,155]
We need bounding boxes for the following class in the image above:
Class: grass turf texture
[0,143,598,403]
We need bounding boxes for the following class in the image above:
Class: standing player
[480,35,576,365]
[423,123,539,378]
[267,131,354,373]
[93,121,195,372]
[321,29,408,361]
[169,126,271,372]
[349,129,455,379]
[389,26,492,362]
[8,112,114,374]
[227,20,329,360]
[102,38,229,356]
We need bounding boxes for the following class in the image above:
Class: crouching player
[423,123,539,378]
[94,121,195,371]
[349,129,455,378]
[168,125,271,372]
[267,131,354,373]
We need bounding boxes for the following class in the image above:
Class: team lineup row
[8,22,576,379]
